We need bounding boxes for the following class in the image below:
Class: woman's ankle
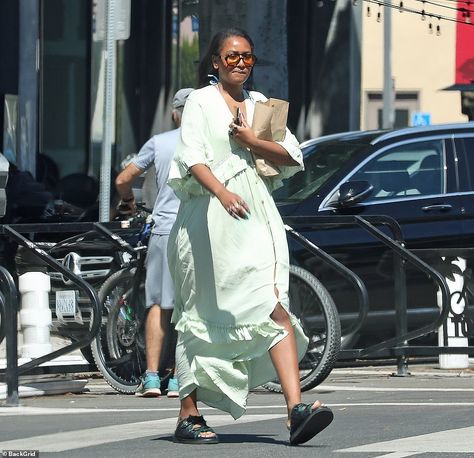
[179,390,199,420]
[178,409,200,420]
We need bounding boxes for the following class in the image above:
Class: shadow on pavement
[153,433,331,447]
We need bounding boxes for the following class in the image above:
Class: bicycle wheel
[91,268,146,393]
[263,265,341,393]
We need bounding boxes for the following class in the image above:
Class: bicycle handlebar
[136,203,152,214]
[93,222,136,256]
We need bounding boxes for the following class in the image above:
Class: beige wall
[361,1,468,129]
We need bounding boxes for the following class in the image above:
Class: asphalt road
[1,364,474,458]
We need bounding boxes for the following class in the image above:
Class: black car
[275,122,474,348]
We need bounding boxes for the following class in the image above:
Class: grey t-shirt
[132,128,180,235]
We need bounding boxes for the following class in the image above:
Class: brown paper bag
[251,98,289,177]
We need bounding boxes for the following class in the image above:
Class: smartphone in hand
[235,107,243,126]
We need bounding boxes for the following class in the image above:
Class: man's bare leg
[145,304,171,372]
[136,305,171,397]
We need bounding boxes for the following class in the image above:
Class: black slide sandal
[289,403,334,446]
[173,415,219,444]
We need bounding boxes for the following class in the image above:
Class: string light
[377,2,382,21]
[358,0,474,27]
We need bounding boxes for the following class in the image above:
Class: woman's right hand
[216,189,250,219]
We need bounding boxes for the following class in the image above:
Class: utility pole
[382,4,394,129]
[97,0,130,221]
[99,0,116,222]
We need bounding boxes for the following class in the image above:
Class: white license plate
[55,290,77,315]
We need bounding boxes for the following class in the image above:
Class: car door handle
[421,204,452,212]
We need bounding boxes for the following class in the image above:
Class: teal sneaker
[167,377,179,398]
[135,373,161,397]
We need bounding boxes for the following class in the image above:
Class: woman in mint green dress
[168,28,333,445]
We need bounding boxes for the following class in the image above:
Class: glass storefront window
[40,0,89,179]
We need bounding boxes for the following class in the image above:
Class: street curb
[0,377,88,400]
[330,365,474,378]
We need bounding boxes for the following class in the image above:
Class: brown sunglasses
[218,53,257,67]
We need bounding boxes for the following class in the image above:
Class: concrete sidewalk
[2,332,474,400]
[0,335,91,400]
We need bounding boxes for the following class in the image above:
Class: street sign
[411,112,432,127]
[92,0,131,42]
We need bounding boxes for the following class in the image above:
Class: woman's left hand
[228,115,256,148]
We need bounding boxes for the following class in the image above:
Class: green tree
[180,35,199,88]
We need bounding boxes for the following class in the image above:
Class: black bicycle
[90,213,153,393]
[264,265,341,392]
[91,217,341,393]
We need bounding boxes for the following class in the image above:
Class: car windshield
[273,137,374,202]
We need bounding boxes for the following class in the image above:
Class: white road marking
[336,425,474,456]
[375,453,422,458]
[2,402,474,416]
[319,384,474,392]
[331,368,473,377]
[86,382,474,393]
[0,413,285,452]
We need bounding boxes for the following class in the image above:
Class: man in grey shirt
[115,88,193,397]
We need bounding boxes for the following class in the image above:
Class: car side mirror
[337,180,373,208]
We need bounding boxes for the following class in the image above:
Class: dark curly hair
[198,28,255,88]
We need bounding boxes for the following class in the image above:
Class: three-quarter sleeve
[264,127,304,193]
[175,96,211,173]
[168,95,213,197]
[248,91,304,193]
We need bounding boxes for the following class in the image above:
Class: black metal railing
[284,214,457,375]
[0,223,113,406]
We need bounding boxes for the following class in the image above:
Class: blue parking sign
[412,112,431,127]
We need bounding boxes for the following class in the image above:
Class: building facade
[4,0,471,194]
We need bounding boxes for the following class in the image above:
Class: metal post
[99,0,117,222]
[1,266,20,406]
[349,0,362,130]
[382,4,394,129]
[393,249,410,376]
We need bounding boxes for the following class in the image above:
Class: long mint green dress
[167,85,309,419]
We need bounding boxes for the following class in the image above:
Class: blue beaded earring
[208,74,219,85]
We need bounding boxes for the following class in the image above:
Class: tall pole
[382,4,394,129]
[349,1,362,130]
[99,0,116,222]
